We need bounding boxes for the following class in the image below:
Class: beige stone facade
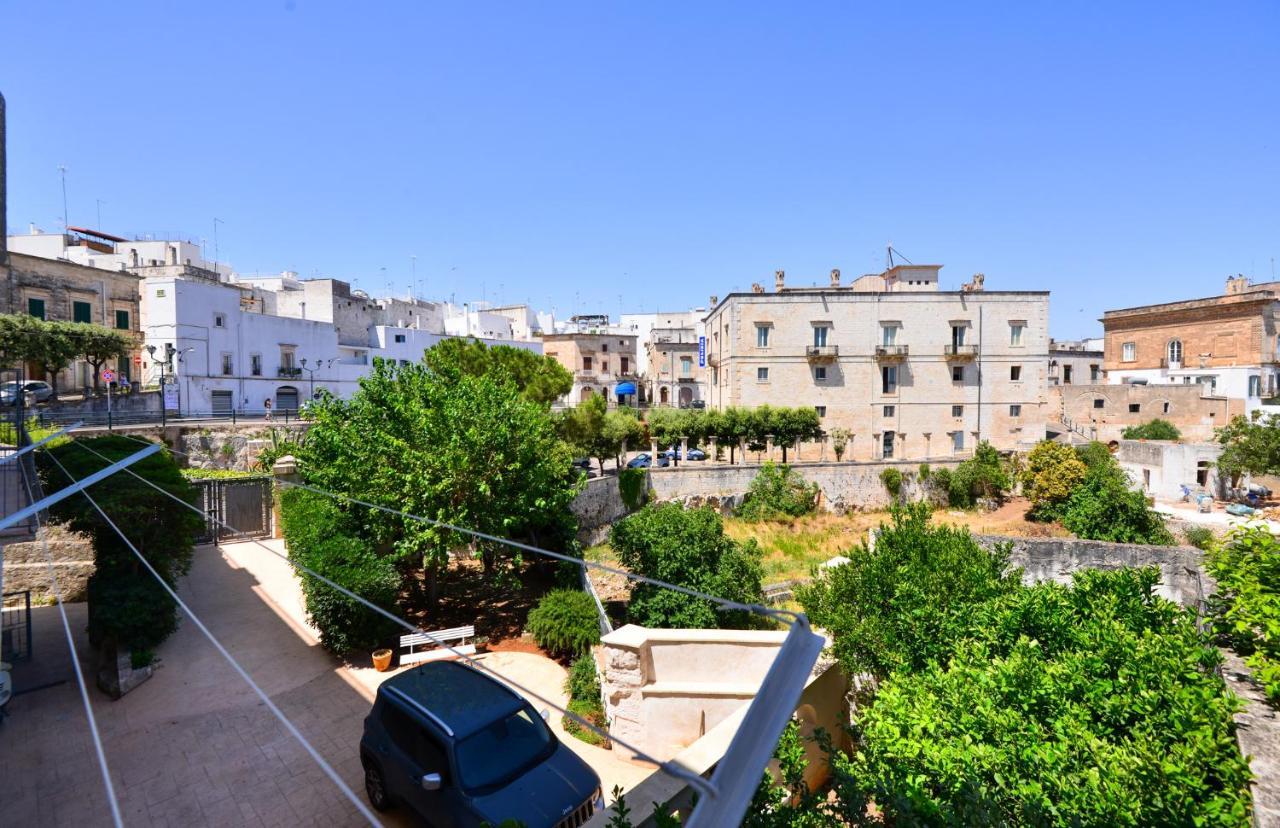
[542,331,639,405]
[1,251,143,388]
[645,327,707,407]
[704,274,1049,461]
[1049,383,1241,444]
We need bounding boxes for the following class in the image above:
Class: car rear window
[455,708,554,791]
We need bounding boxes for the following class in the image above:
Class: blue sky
[3,1,1277,338]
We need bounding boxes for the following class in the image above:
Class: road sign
[101,369,115,383]
[133,355,142,364]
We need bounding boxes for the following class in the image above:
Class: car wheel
[363,761,394,812]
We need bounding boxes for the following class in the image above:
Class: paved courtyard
[1,539,651,826]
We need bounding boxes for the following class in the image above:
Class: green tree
[737,462,819,521]
[1122,418,1182,441]
[610,503,764,629]
[1022,439,1089,521]
[1216,411,1280,487]
[830,427,852,461]
[1061,453,1174,545]
[40,436,203,663]
[1207,524,1280,704]
[767,407,822,463]
[71,324,134,394]
[422,336,573,405]
[0,313,47,366]
[26,319,79,399]
[560,395,645,474]
[299,355,580,602]
[526,589,601,659]
[797,504,1019,680]
[948,440,1011,507]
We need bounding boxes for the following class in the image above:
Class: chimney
[709,295,718,307]
[1226,275,1250,295]
[830,268,841,288]
[751,283,764,294]
[774,269,785,291]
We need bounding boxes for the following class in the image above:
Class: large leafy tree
[609,502,763,629]
[1021,439,1088,521]
[557,394,644,473]
[72,324,134,393]
[422,336,572,405]
[1216,411,1280,486]
[299,354,581,602]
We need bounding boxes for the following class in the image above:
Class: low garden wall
[2,524,94,602]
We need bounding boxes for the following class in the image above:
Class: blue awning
[615,382,637,396]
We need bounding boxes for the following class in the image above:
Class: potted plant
[372,648,393,672]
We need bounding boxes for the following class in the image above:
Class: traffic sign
[133,355,143,364]
[102,369,116,383]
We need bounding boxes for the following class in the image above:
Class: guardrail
[24,407,308,430]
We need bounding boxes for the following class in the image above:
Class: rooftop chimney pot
[774,270,785,291]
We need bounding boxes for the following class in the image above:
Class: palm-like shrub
[527,589,600,659]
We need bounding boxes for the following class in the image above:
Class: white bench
[400,625,476,666]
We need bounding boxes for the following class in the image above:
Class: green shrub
[948,441,1011,508]
[566,654,601,702]
[617,467,647,510]
[880,467,903,498]
[1022,440,1089,521]
[1122,418,1182,441]
[279,488,400,654]
[526,589,601,659]
[846,568,1252,826]
[1207,524,1280,704]
[736,462,819,521]
[798,504,1020,679]
[564,698,607,746]
[917,463,931,481]
[1061,458,1174,545]
[1185,525,1216,551]
[611,503,764,629]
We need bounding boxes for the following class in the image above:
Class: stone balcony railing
[874,344,909,360]
[805,345,838,361]
[277,366,303,378]
[944,344,979,359]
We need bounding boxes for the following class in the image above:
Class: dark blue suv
[360,661,604,827]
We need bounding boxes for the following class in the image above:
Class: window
[602,343,608,352]
[621,357,629,373]
[1090,364,1100,382]
[881,325,899,346]
[221,353,233,376]
[281,350,296,371]
[1122,342,1136,362]
[1093,398,1105,409]
[583,356,592,371]
[952,431,965,452]
[250,354,262,377]
[757,367,769,382]
[214,313,226,328]
[27,297,45,319]
[950,325,966,346]
[882,431,895,459]
[115,309,130,330]
[1063,364,1072,384]
[1249,375,1262,397]
[601,360,609,373]
[1162,402,1171,414]
[952,365,964,382]
[881,365,897,393]
[1010,404,1022,417]
[952,405,964,417]
[394,333,406,343]
[155,288,166,298]
[814,365,827,381]
[680,357,692,375]
[1129,403,1141,413]
[1168,339,1183,365]
[756,324,771,347]
[815,406,827,418]
[1009,323,1025,346]
[73,301,92,324]
[813,326,829,347]
[1010,365,1022,381]
[883,405,895,417]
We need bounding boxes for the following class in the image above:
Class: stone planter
[95,640,154,699]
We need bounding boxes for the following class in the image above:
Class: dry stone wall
[2,524,94,601]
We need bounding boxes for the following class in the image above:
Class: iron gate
[192,476,273,543]
[2,590,32,663]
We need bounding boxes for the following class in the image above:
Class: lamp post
[175,347,194,416]
[146,344,174,426]
[300,358,318,401]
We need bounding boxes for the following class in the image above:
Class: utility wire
[41,449,383,827]
[13,453,124,828]
[64,438,718,799]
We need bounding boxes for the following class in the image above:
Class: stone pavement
[1,539,655,827]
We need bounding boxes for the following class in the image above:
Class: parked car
[626,452,668,469]
[361,661,603,828]
[571,457,593,472]
[0,380,53,405]
[661,447,706,461]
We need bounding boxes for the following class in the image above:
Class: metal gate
[211,390,234,415]
[2,591,32,663]
[192,476,273,543]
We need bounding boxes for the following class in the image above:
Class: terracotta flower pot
[372,648,393,672]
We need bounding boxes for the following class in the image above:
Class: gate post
[271,455,300,539]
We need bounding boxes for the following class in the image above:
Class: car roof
[380,661,527,739]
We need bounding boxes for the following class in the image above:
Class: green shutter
[27,298,45,319]
[115,309,130,330]
[73,301,92,324]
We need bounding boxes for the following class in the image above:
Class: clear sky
[3,2,1277,338]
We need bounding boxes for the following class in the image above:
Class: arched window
[1167,339,1183,365]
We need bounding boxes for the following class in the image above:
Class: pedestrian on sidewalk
[264,398,273,421]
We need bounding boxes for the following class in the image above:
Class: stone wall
[2,524,95,601]
[975,534,1208,607]
[570,476,633,545]
[40,390,162,417]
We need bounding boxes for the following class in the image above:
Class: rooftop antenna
[213,217,223,272]
[886,242,913,269]
[58,164,69,230]
[95,198,105,231]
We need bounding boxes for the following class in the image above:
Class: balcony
[575,370,597,381]
[944,344,979,360]
[277,366,302,378]
[805,345,839,362]
[707,353,720,367]
[875,344,909,361]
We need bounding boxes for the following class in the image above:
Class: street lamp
[300,358,318,400]
[175,347,194,416]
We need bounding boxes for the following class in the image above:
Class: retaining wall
[2,524,95,601]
